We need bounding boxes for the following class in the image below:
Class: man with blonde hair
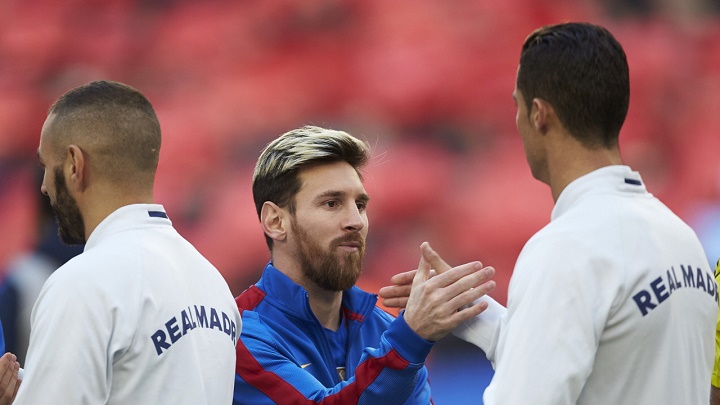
[233,125,496,404]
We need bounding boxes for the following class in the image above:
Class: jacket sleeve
[233,312,434,405]
[14,268,115,404]
[409,364,432,404]
[452,295,506,364]
[480,237,616,405]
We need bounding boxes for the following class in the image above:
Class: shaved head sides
[47,80,161,185]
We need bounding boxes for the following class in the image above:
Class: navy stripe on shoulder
[148,211,169,219]
[624,178,642,186]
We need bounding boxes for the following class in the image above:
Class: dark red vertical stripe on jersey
[342,307,365,323]
[235,341,410,404]
[236,285,265,311]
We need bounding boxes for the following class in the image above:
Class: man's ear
[531,98,552,134]
[261,202,288,244]
[66,144,87,192]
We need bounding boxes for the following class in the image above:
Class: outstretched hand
[0,353,20,405]
[379,242,492,309]
[400,242,496,342]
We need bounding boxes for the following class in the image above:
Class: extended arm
[379,243,504,357]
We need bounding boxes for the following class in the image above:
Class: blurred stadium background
[1,0,720,403]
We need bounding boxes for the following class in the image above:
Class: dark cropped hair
[49,80,161,180]
[252,126,370,250]
[517,22,629,148]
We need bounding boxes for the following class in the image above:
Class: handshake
[378,242,496,342]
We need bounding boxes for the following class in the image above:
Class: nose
[40,182,48,196]
[343,205,365,232]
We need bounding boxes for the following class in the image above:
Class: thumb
[414,242,432,285]
[421,242,452,274]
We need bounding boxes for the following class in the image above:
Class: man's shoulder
[236,287,295,334]
[236,296,303,352]
[45,253,95,286]
[236,285,267,312]
[48,243,144,286]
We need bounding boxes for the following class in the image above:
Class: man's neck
[545,136,623,202]
[305,284,344,331]
[271,253,344,331]
[80,184,155,241]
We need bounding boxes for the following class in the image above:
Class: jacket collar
[257,262,378,324]
[85,204,169,251]
[552,165,647,221]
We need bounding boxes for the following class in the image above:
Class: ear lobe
[261,202,287,244]
[66,145,86,191]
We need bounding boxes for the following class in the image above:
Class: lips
[333,235,365,250]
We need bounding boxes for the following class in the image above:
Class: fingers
[442,266,496,300]
[413,242,433,285]
[12,379,20,401]
[0,353,19,405]
[421,242,452,273]
[389,269,417,286]
[0,353,16,385]
[381,296,409,310]
[12,375,20,401]
[446,277,497,313]
[454,298,491,322]
[380,262,438,310]
[378,283,412,299]
[404,267,497,341]
[423,260,486,292]
[425,266,495,318]
[389,269,436,286]
[398,242,499,342]
[379,284,412,309]
[429,281,496,336]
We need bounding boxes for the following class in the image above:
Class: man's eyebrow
[317,190,344,199]
[37,149,43,164]
[316,190,370,202]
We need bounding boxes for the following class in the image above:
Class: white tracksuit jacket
[16,204,242,405]
[456,165,716,404]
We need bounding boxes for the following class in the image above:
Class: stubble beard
[51,166,86,245]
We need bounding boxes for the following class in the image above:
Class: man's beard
[292,217,365,292]
[51,166,86,245]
